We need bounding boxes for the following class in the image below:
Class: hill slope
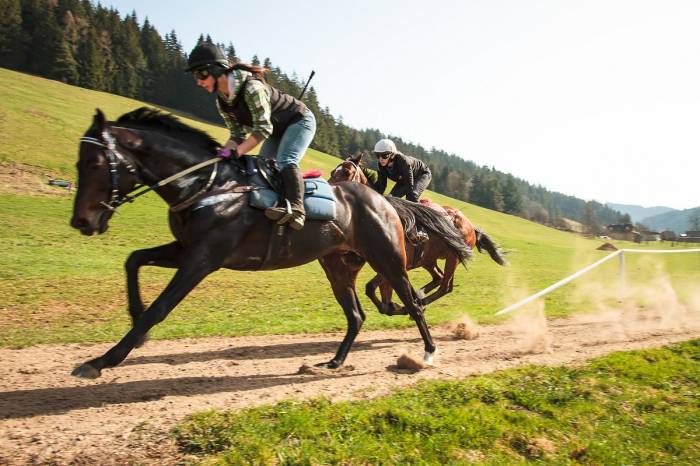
[642,207,700,234]
[1,67,697,349]
[607,202,676,223]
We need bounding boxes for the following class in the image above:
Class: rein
[80,132,220,212]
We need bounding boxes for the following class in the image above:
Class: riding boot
[264,165,306,230]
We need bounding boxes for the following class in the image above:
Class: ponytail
[230,62,267,82]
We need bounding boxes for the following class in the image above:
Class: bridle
[331,160,362,183]
[79,127,220,212]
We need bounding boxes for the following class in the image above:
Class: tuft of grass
[173,339,700,465]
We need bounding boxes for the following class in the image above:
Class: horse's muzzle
[70,211,110,236]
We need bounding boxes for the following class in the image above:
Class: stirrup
[265,199,292,222]
[288,211,305,230]
[408,230,429,245]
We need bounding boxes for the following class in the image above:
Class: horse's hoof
[423,349,438,366]
[314,360,341,370]
[71,363,101,379]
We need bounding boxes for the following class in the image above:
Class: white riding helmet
[373,138,396,154]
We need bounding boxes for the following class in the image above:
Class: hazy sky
[104,0,700,209]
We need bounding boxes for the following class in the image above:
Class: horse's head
[70,109,142,235]
[329,153,367,185]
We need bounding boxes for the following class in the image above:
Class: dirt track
[1,305,699,465]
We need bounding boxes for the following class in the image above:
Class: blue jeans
[258,109,316,169]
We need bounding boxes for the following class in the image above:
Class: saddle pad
[249,177,336,221]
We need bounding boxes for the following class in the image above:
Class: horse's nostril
[71,217,87,229]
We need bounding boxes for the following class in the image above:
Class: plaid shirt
[216,69,273,141]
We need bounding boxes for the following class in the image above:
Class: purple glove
[216,147,233,158]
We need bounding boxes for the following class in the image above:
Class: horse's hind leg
[418,263,443,296]
[125,242,184,346]
[365,274,406,316]
[317,253,365,369]
[421,255,458,306]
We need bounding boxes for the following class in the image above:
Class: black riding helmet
[185,43,229,78]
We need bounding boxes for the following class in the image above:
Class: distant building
[679,230,700,243]
[640,231,660,242]
[605,223,637,242]
[660,230,677,241]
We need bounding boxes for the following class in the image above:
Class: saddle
[241,156,336,221]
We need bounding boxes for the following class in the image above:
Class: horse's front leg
[72,249,216,379]
[125,242,184,346]
[317,254,365,369]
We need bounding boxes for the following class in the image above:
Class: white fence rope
[495,248,700,316]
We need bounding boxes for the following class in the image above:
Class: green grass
[173,339,700,465]
[1,66,699,347]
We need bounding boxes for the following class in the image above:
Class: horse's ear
[94,109,106,132]
[351,152,364,164]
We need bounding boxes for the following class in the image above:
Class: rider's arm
[376,168,388,194]
[397,154,414,190]
[216,80,272,156]
[235,80,273,156]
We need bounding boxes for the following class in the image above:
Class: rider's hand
[216,147,233,158]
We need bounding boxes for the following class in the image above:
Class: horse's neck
[131,142,225,206]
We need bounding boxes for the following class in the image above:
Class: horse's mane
[115,107,219,152]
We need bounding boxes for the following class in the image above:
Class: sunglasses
[376,152,392,160]
[193,69,211,80]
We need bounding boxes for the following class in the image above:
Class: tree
[225,42,237,63]
[502,176,523,214]
[21,0,62,75]
[618,213,632,224]
[583,202,600,235]
[0,0,23,69]
[51,37,79,83]
[76,27,105,89]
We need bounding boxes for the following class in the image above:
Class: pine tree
[140,18,167,101]
[225,42,237,63]
[76,26,105,89]
[502,176,523,214]
[0,0,23,69]
[251,54,260,66]
[583,202,600,235]
[51,37,79,83]
[21,0,62,75]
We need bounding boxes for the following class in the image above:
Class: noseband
[332,160,362,183]
[79,127,220,212]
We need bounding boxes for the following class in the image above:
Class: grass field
[174,339,700,465]
[1,67,698,348]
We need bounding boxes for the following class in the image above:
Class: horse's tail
[386,197,472,265]
[475,229,507,266]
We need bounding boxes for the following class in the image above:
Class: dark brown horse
[330,154,506,315]
[69,108,471,378]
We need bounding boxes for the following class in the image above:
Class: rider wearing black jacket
[374,139,432,202]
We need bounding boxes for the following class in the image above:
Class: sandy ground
[1,306,699,465]
[0,163,72,198]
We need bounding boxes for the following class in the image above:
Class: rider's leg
[407,172,433,244]
[264,110,316,229]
